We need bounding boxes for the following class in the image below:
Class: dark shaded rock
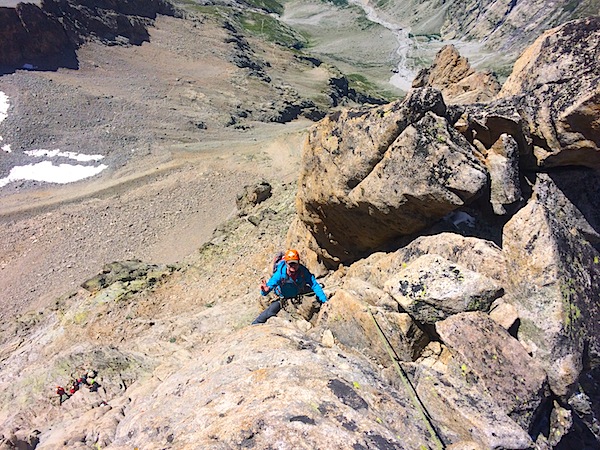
[540,169,600,248]
[224,21,271,82]
[0,3,76,72]
[328,76,387,107]
[327,379,368,411]
[0,0,179,74]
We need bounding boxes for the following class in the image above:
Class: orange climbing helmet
[283,249,300,263]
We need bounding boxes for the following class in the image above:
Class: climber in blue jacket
[252,249,327,324]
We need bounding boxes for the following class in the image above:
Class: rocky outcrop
[459,17,600,171]
[294,17,600,269]
[296,87,487,266]
[0,0,179,72]
[288,16,600,448]
[43,0,179,45]
[502,173,600,397]
[80,260,178,298]
[0,3,75,71]
[1,8,600,450]
[236,180,272,216]
[435,312,548,429]
[108,324,443,449]
[412,44,501,104]
[498,17,600,169]
[413,364,534,449]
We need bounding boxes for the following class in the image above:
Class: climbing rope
[367,307,445,450]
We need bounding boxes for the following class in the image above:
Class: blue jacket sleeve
[262,269,283,296]
[307,270,327,303]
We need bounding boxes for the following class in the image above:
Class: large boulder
[498,17,600,169]
[296,88,488,267]
[345,232,509,289]
[236,180,272,216]
[413,365,534,449]
[485,132,522,215]
[317,287,430,363]
[384,254,503,324]
[502,173,600,398]
[435,312,548,430]
[318,233,509,366]
[108,324,441,449]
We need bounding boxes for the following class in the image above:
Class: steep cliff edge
[0,0,179,72]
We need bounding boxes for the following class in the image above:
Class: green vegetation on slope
[238,11,308,48]
[347,73,399,102]
[243,0,285,15]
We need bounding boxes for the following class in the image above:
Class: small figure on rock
[56,386,70,405]
[69,380,79,395]
[87,378,100,392]
[252,249,327,324]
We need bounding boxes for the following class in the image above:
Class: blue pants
[252,300,282,324]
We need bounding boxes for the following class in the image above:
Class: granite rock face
[2,6,600,450]
[289,16,600,448]
[295,17,600,270]
[296,87,487,267]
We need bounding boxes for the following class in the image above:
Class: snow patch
[25,149,105,162]
[445,211,476,228]
[0,161,108,188]
[0,92,8,123]
[0,91,8,149]
[0,90,109,188]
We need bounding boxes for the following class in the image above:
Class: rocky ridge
[0,0,179,72]
[289,16,600,448]
[412,44,501,105]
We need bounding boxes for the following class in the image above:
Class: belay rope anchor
[367,307,445,450]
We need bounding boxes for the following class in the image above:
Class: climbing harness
[367,307,445,450]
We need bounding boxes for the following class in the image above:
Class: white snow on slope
[0,90,109,188]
